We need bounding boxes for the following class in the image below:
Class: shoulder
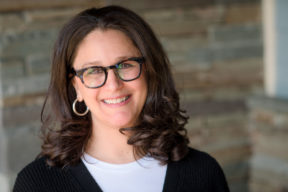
[166,147,230,192]
[172,147,225,176]
[16,156,58,179]
[18,156,51,172]
[183,147,221,167]
[15,156,50,180]
[13,157,81,192]
[13,157,55,191]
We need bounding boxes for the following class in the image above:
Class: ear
[72,78,84,102]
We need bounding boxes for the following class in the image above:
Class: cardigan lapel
[69,160,103,192]
[162,161,181,192]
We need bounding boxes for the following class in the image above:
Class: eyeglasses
[71,57,144,88]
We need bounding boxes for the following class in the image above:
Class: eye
[85,67,104,75]
[118,62,135,69]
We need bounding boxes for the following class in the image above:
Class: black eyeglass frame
[71,57,145,89]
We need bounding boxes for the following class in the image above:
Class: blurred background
[0,0,287,191]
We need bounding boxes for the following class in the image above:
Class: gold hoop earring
[72,99,89,116]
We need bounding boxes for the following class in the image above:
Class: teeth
[104,96,129,104]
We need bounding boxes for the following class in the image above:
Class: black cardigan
[13,148,230,192]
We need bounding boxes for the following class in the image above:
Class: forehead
[73,29,141,69]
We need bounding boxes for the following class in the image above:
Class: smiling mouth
[103,95,130,104]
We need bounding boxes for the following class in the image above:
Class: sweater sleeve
[176,148,230,192]
[209,156,230,192]
[13,159,49,192]
[13,157,83,192]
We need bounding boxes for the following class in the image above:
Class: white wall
[263,0,288,98]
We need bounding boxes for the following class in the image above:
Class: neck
[85,123,137,164]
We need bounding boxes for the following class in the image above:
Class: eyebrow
[81,61,101,68]
[80,55,140,68]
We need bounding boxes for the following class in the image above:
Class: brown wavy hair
[40,5,189,167]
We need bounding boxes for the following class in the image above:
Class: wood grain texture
[0,0,103,12]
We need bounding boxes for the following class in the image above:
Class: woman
[13,6,229,192]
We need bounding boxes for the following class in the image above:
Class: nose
[104,69,123,90]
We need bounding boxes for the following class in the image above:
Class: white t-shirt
[81,153,167,192]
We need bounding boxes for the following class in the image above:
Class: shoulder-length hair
[41,5,189,167]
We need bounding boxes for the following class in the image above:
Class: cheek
[77,83,99,103]
[83,89,99,101]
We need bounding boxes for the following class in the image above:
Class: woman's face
[72,29,147,129]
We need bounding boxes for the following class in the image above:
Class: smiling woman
[72,29,148,146]
[13,5,229,192]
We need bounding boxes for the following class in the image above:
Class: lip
[101,94,131,107]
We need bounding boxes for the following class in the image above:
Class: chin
[92,111,139,129]
[109,112,138,128]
